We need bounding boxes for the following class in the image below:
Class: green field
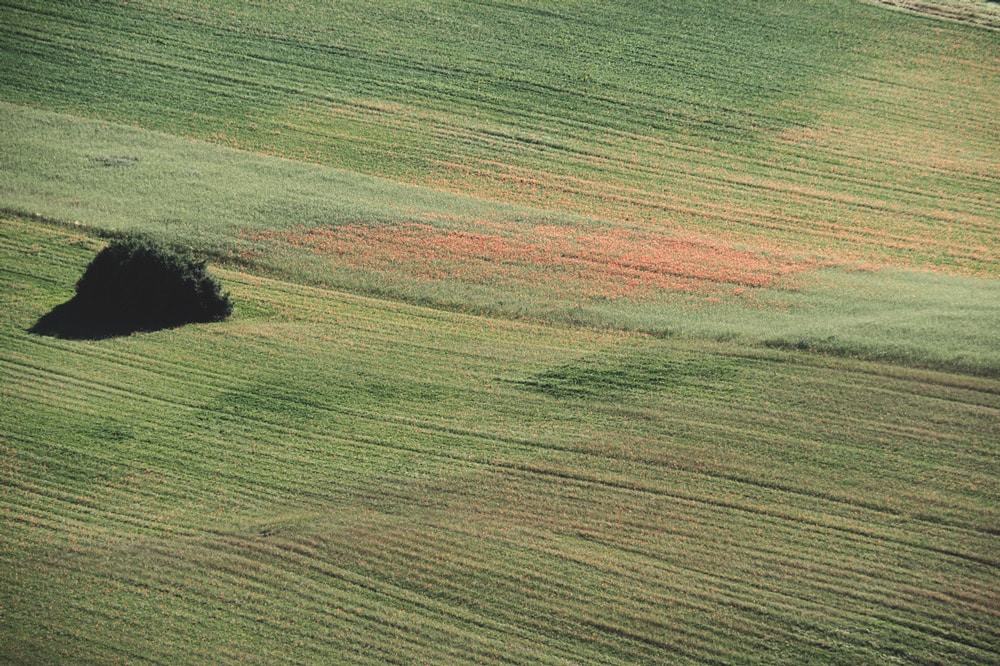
[1,0,999,663]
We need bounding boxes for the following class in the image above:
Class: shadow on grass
[29,297,185,340]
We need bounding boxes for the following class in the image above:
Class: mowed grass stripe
[496,458,996,586]
[425,465,992,633]
[214,545,586,665]
[439,465,945,578]
[415,87,997,218]
[516,488,992,652]
[2,369,464,518]
[342,532,740,663]
[335,488,992,662]
[28,523,663,664]
[5,452,992,664]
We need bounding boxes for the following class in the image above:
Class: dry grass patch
[245,220,820,302]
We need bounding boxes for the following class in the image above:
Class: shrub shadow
[29,297,184,340]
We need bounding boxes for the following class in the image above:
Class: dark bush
[72,235,232,329]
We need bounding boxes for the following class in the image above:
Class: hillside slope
[1,0,997,274]
[1,1,998,663]
[2,216,999,663]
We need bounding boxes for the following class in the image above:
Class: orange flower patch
[247,221,816,301]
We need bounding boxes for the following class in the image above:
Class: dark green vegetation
[1,0,998,663]
[32,235,232,339]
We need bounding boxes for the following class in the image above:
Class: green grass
[3,103,999,376]
[2,216,999,663]
[0,100,511,244]
[1,0,997,274]
[2,0,999,663]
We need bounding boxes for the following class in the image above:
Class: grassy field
[2,0,998,275]
[1,0,999,663]
[3,215,998,664]
[3,103,999,376]
[866,0,1000,29]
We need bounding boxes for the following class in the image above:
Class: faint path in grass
[864,0,1000,29]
